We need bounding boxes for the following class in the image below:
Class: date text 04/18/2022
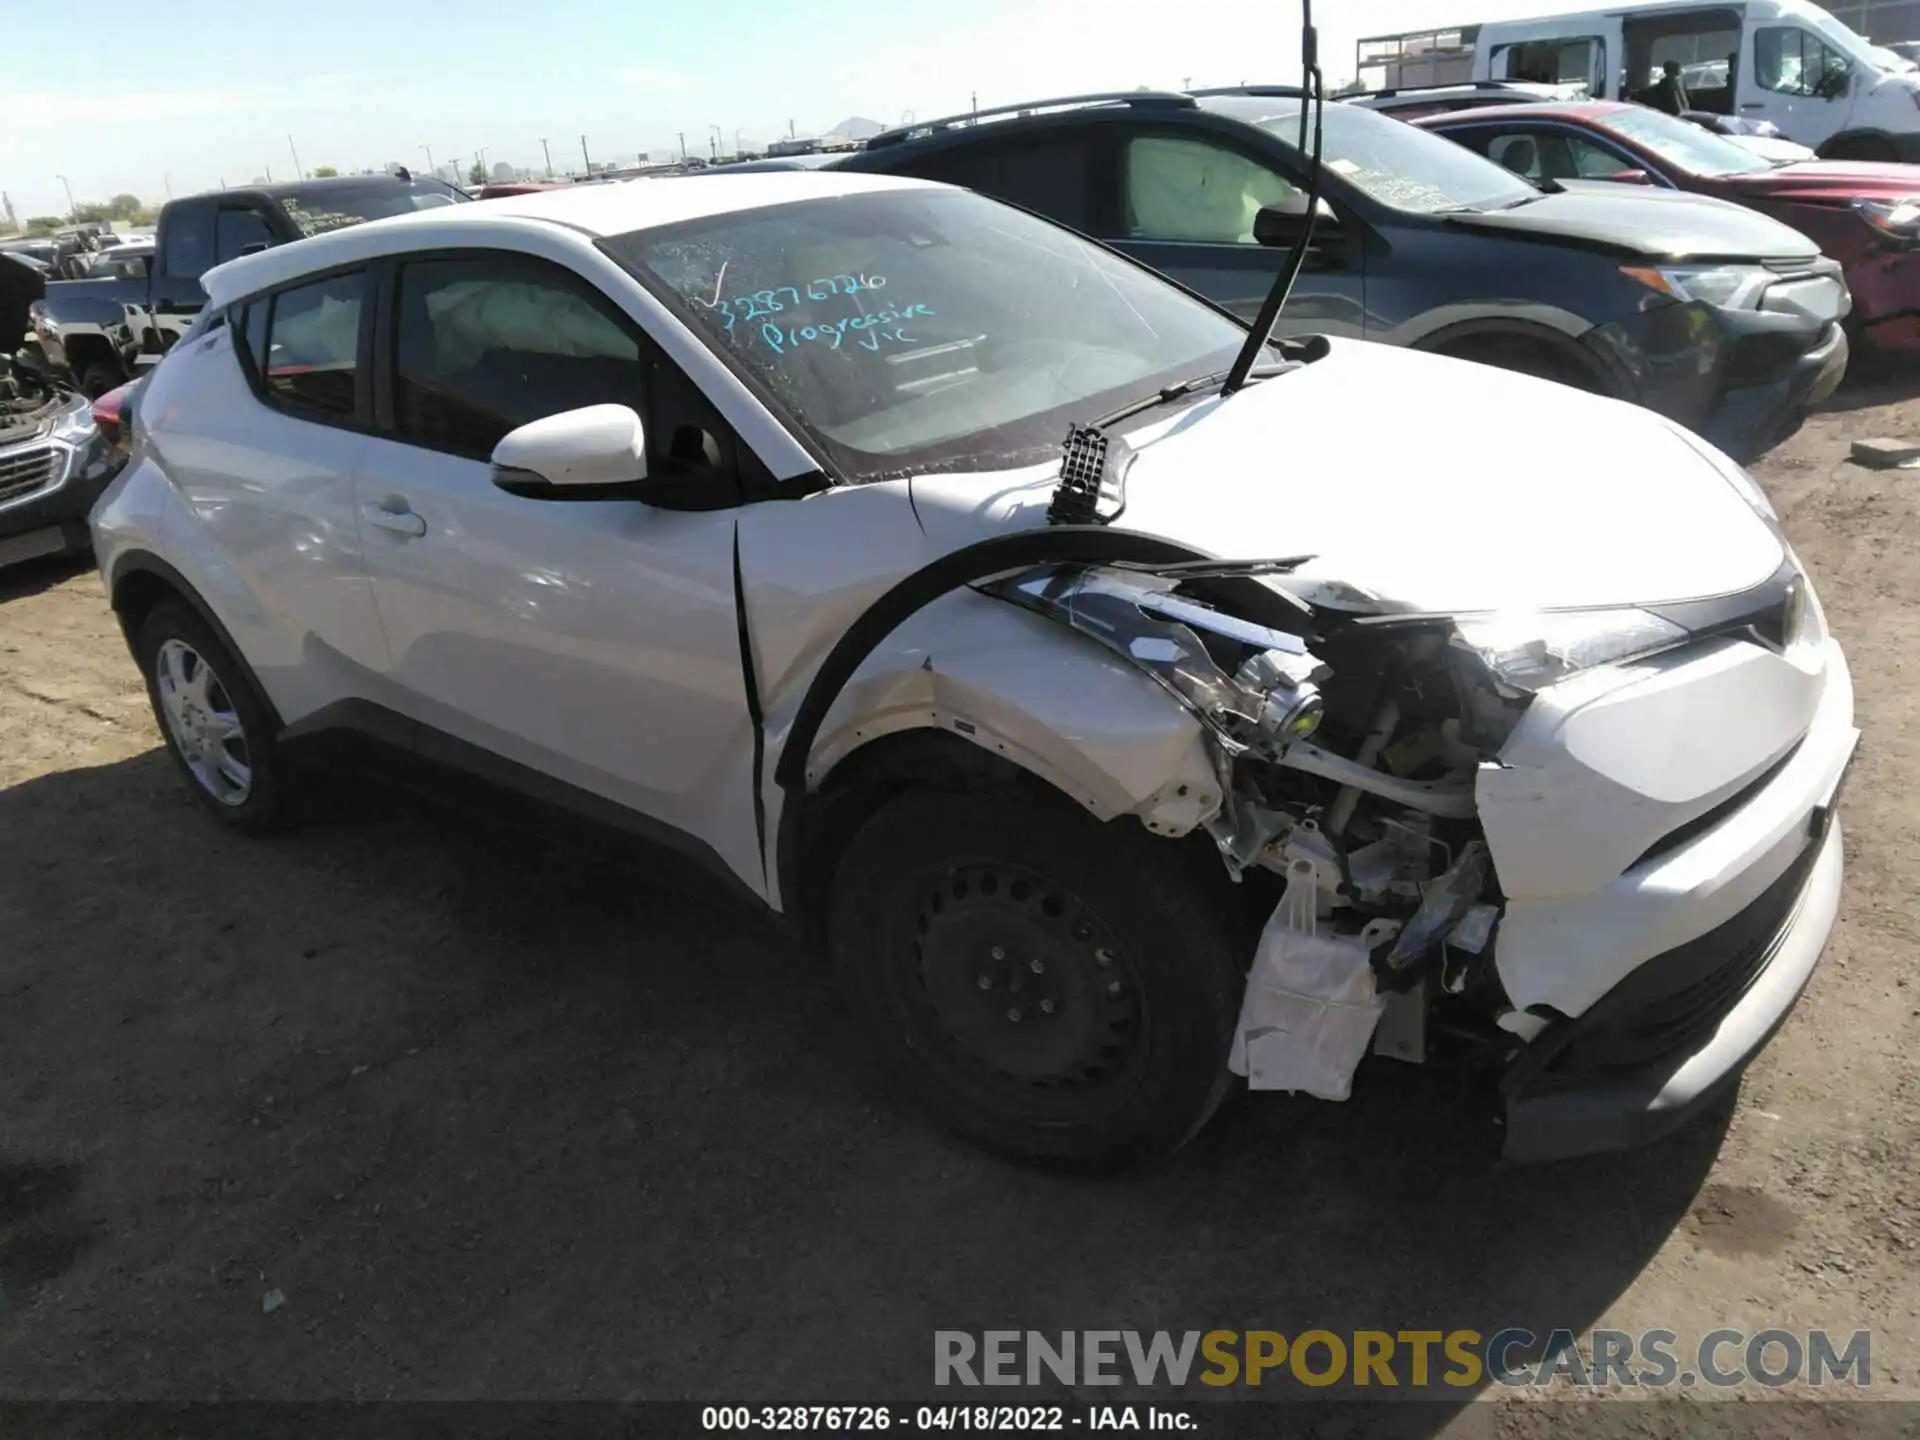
[699,1404,1196,1431]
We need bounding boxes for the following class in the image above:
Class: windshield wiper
[1090,364,1286,430]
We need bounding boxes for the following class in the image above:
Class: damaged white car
[90,166,1856,1169]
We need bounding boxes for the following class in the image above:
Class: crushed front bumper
[1500,815,1844,1162]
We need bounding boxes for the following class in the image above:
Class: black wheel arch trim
[107,551,286,729]
[768,524,1314,914]
[1413,315,1625,397]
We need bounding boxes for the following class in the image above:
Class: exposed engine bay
[985,559,1540,1100]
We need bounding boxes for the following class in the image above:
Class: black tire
[829,790,1244,1169]
[135,601,288,833]
[78,361,124,401]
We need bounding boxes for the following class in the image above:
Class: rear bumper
[1502,817,1843,1162]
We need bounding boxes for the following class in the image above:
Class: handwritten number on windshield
[692,273,887,334]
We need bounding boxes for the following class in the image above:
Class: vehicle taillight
[91,384,127,440]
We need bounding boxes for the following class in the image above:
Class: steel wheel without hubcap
[901,859,1148,1122]
[154,638,253,806]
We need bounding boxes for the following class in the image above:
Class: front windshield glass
[1595,106,1774,176]
[1229,98,1539,213]
[602,188,1264,482]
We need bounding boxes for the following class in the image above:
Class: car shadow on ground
[0,551,94,604]
[0,748,1729,1419]
[1819,349,1920,417]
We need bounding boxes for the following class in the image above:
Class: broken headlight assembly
[1853,195,1920,241]
[1450,608,1689,694]
[1621,263,1774,311]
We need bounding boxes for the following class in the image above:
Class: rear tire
[136,601,288,833]
[829,790,1244,1169]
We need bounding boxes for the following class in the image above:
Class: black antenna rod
[1223,0,1321,396]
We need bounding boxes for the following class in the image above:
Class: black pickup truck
[25,173,465,396]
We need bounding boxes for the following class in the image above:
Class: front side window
[1482,129,1640,181]
[602,188,1266,482]
[1756,26,1848,96]
[260,271,364,421]
[393,255,642,456]
[1123,136,1298,244]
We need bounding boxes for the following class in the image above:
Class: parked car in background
[1344,79,1588,120]
[1682,110,1818,161]
[93,172,1855,1168]
[30,173,466,397]
[1468,0,1920,160]
[840,87,1847,459]
[2,259,119,568]
[1421,101,1920,350]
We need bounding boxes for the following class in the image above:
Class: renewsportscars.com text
[934,1328,1872,1390]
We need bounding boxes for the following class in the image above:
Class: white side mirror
[491,403,647,493]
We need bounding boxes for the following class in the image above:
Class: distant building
[768,136,820,157]
[1832,0,1920,42]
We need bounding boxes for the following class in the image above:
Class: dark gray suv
[837,88,1849,460]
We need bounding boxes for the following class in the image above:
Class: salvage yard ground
[2,377,1918,1431]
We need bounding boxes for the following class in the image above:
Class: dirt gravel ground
[2,375,1918,1433]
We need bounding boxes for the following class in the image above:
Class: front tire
[830,790,1244,1168]
[136,601,287,833]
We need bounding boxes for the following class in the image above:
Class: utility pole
[264,165,273,183]
[164,172,174,199]
[677,131,687,161]
[422,144,435,177]
[971,90,978,114]
[288,134,304,181]
[787,118,796,138]
[57,173,76,221]
[580,134,591,175]
[541,138,553,177]
[709,124,721,161]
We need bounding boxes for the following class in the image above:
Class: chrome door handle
[362,501,426,538]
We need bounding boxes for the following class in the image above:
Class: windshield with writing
[279,183,465,238]
[1598,107,1773,176]
[1218,98,1539,213]
[602,188,1258,482]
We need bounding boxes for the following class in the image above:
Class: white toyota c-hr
[90,172,1857,1168]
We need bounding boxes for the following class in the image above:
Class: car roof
[1417,101,1631,126]
[179,174,452,205]
[202,170,938,307]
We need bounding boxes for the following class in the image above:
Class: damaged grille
[1515,837,1822,1083]
[0,444,59,507]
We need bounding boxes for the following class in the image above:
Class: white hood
[910,341,1785,614]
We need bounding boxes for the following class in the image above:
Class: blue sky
[1,0,1543,219]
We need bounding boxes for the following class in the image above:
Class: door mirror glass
[1252,195,1339,249]
[491,404,648,495]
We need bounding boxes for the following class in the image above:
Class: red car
[1420,102,1920,351]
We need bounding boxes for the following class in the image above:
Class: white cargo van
[1472,0,1920,159]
